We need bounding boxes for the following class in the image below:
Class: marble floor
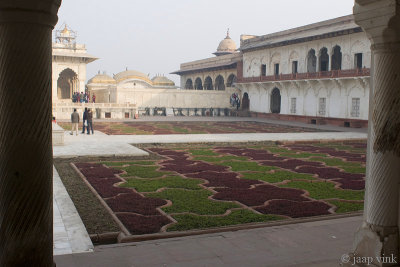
[53,166,94,256]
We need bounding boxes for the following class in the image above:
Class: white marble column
[0,1,61,266]
[349,1,400,266]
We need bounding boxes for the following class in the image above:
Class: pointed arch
[57,68,78,100]
[331,45,342,70]
[215,75,225,91]
[319,47,329,71]
[307,49,317,73]
[226,74,237,87]
[204,76,213,90]
[194,77,203,90]
[271,88,281,114]
[185,78,193,89]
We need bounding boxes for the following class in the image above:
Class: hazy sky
[55,0,355,86]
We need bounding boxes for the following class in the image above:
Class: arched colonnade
[184,73,237,90]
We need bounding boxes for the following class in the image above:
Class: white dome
[88,72,116,84]
[151,76,175,86]
[214,31,237,56]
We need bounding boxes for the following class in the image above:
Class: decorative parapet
[237,68,370,84]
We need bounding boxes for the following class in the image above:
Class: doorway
[271,88,281,113]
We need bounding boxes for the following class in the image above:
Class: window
[331,45,342,70]
[319,47,329,71]
[290,98,297,114]
[318,98,326,116]
[292,61,298,74]
[354,53,363,69]
[307,49,317,73]
[274,63,280,76]
[261,64,266,76]
[351,98,360,117]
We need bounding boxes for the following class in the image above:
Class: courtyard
[53,117,367,266]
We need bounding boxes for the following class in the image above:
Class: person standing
[87,108,94,135]
[81,107,88,134]
[70,108,80,136]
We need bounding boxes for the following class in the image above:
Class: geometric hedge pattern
[74,141,365,235]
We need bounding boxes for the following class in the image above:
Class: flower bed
[73,141,366,236]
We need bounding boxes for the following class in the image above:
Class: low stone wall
[251,112,368,128]
[52,122,64,146]
[52,103,137,120]
[52,102,242,119]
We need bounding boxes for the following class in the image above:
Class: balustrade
[237,68,370,83]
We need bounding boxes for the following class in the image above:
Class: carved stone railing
[237,68,370,83]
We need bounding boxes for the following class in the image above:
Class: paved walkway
[55,215,362,267]
[53,166,94,255]
[52,117,367,265]
[54,122,366,158]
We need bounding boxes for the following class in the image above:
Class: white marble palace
[54,16,371,126]
[52,24,97,103]
[175,15,371,127]
[237,15,370,127]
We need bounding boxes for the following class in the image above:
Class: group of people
[72,92,96,103]
[230,93,241,110]
[70,108,94,135]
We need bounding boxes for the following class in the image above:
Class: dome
[151,76,175,87]
[88,72,116,84]
[114,69,152,84]
[214,30,237,56]
[61,25,70,36]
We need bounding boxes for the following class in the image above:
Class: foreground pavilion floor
[53,117,367,266]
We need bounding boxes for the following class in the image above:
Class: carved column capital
[354,0,400,47]
[0,0,61,27]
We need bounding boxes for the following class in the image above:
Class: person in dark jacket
[81,107,88,133]
[87,108,94,135]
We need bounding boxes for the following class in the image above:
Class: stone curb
[88,211,362,245]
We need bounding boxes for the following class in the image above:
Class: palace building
[54,16,371,125]
[235,15,371,127]
[175,15,371,127]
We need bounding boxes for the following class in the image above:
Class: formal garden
[55,141,366,238]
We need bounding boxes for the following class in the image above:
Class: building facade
[172,31,241,109]
[236,15,371,127]
[87,70,177,104]
[52,24,97,103]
